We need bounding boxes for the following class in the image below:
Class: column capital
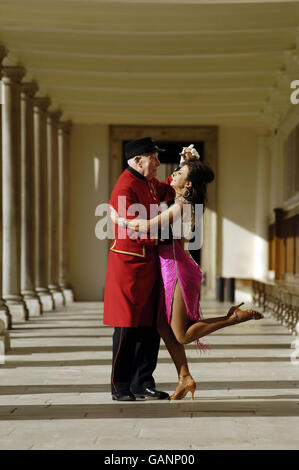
[21,81,38,99]
[0,45,8,64]
[47,109,62,124]
[58,120,72,135]
[33,96,51,112]
[1,66,26,84]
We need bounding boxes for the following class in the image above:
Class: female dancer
[110,146,263,400]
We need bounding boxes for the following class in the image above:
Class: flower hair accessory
[179,144,200,167]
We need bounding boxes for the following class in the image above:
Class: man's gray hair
[128,152,156,166]
[127,157,137,166]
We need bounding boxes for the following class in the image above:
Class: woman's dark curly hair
[183,160,214,210]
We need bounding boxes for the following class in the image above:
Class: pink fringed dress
[158,199,208,350]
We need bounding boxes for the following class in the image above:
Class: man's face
[139,152,160,179]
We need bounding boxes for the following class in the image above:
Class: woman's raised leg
[170,280,262,345]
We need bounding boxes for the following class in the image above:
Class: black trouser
[111,326,161,395]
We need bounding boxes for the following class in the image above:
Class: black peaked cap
[125,137,165,160]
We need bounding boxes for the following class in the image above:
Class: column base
[49,286,65,307]
[23,297,43,317]
[0,305,11,329]
[0,319,10,358]
[62,288,74,304]
[5,302,29,323]
[0,335,6,362]
[53,292,65,307]
[0,331,10,354]
[37,291,55,312]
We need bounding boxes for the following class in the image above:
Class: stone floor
[0,300,298,450]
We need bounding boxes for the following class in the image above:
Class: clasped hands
[109,206,149,233]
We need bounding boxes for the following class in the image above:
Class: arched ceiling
[0,0,298,129]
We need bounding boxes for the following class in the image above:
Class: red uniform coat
[103,167,175,327]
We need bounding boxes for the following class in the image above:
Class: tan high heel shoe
[228,305,264,324]
[170,376,196,400]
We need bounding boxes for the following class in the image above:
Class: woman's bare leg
[157,311,190,378]
[157,300,196,397]
[170,280,238,345]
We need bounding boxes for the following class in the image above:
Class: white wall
[217,126,269,279]
[69,124,109,300]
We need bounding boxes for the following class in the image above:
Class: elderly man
[103,137,175,401]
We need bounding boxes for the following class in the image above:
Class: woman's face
[170,164,190,190]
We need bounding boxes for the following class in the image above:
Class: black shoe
[134,388,170,400]
[112,391,136,401]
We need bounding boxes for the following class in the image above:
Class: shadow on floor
[6,343,291,355]
[1,399,299,420]
[1,356,293,368]
[0,380,299,395]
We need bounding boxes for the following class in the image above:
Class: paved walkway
[0,300,298,450]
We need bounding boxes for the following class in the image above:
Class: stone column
[58,121,74,302]
[1,66,29,322]
[20,82,43,316]
[33,96,54,311]
[0,110,10,348]
[47,110,65,306]
[0,47,11,352]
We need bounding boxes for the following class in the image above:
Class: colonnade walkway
[0,300,298,450]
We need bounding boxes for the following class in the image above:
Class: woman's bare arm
[110,202,184,233]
